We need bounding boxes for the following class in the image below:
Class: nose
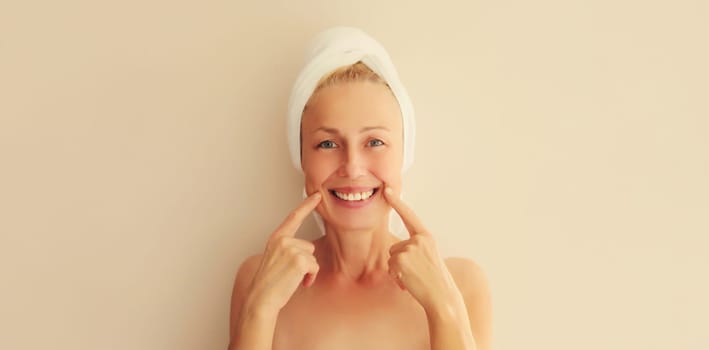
[338,146,366,179]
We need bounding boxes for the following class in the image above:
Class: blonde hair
[304,61,393,109]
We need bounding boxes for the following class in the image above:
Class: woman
[229,27,492,350]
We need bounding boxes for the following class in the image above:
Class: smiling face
[301,80,404,232]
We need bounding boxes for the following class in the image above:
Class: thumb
[302,261,320,288]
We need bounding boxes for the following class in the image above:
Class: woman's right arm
[228,192,323,350]
[228,254,277,350]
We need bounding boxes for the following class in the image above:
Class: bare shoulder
[228,254,264,339]
[231,254,263,303]
[235,254,263,285]
[444,257,490,295]
[444,257,493,350]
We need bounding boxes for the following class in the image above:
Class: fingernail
[385,187,393,195]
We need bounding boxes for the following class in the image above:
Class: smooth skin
[229,192,323,350]
[229,81,492,350]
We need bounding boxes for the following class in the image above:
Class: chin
[322,208,388,232]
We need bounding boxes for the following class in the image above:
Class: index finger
[271,191,322,239]
[383,185,429,237]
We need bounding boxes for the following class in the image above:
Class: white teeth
[334,189,374,201]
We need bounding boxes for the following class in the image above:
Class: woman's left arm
[384,187,492,350]
[443,257,493,350]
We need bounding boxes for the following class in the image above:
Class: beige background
[1,0,707,349]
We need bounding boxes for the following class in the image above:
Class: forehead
[301,81,403,133]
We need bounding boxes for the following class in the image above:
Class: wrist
[424,296,477,350]
[232,295,279,349]
[426,301,461,324]
[241,293,280,322]
[424,291,468,325]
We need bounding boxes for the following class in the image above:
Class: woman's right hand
[243,191,323,317]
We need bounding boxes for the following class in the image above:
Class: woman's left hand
[383,185,465,314]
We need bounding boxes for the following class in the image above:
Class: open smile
[327,187,380,207]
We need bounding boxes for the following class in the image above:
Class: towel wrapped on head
[287,26,415,173]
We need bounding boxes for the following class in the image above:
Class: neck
[315,221,400,284]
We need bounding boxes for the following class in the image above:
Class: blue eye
[318,140,337,149]
[368,139,384,147]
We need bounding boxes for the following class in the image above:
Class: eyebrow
[312,126,390,134]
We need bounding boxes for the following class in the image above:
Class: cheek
[370,153,402,186]
[302,153,338,190]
